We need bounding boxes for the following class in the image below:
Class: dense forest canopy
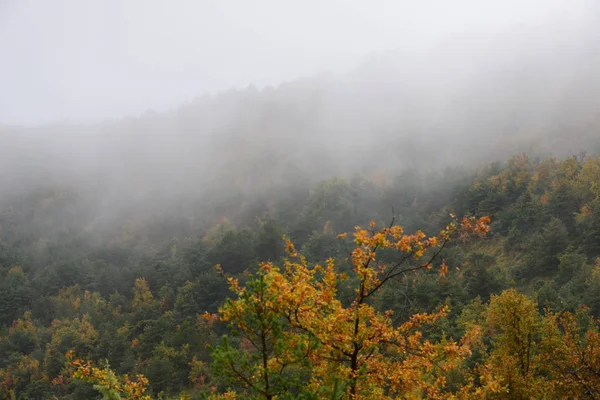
[3,2,600,398]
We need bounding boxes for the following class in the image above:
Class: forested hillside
[2,148,600,398]
[3,27,600,398]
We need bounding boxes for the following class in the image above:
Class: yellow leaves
[401,306,449,333]
[480,289,554,398]
[215,264,224,274]
[427,236,439,247]
[460,216,491,236]
[51,374,66,386]
[201,311,218,325]
[413,248,425,259]
[387,225,404,240]
[65,350,75,361]
[351,247,367,268]
[533,308,600,398]
[439,261,449,277]
[372,232,388,247]
[354,227,370,245]
[590,258,600,283]
[578,203,593,221]
[132,278,154,309]
[216,215,491,399]
[214,390,238,399]
[321,258,338,292]
[71,358,152,399]
[478,363,506,396]
[459,289,600,399]
[284,236,298,257]
[226,276,241,293]
[123,374,151,399]
[396,236,413,252]
[476,216,492,234]
[189,357,209,388]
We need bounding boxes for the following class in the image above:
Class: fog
[1,0,600,240]
[1,0,596,123]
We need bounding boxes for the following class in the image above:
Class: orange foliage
[218,215,491,399]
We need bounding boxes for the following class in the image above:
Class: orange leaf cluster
[217,215,491,399]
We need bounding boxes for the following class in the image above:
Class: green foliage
[0,267,32,326]
[208,230,257,275]
[211,274,312,399]
[2,153,600,397]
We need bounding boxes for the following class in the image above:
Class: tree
[523,218,569,277]
[482,289,553,399]
[208,230,257,275]
[481,290,600,399]
[463,253,504,300]
[254,216,285,263]
[212,215,490,399]
[43,315,99,380]
[0,266,32,327]
[70,356,152,400]
[540,308,600,398]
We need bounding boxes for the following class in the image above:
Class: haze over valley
[2,1,600,399]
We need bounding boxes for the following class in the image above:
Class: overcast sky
[0,0,596,125]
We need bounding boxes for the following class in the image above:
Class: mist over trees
[2,2,600,398]
[2,25,600,231]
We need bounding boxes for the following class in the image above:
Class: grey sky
[0,0,595,125]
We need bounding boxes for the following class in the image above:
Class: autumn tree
[212,215,490,399]
[481,289,553,398]
[540,308,600,398]
[70,355,152,400]
[478,289,600,399]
